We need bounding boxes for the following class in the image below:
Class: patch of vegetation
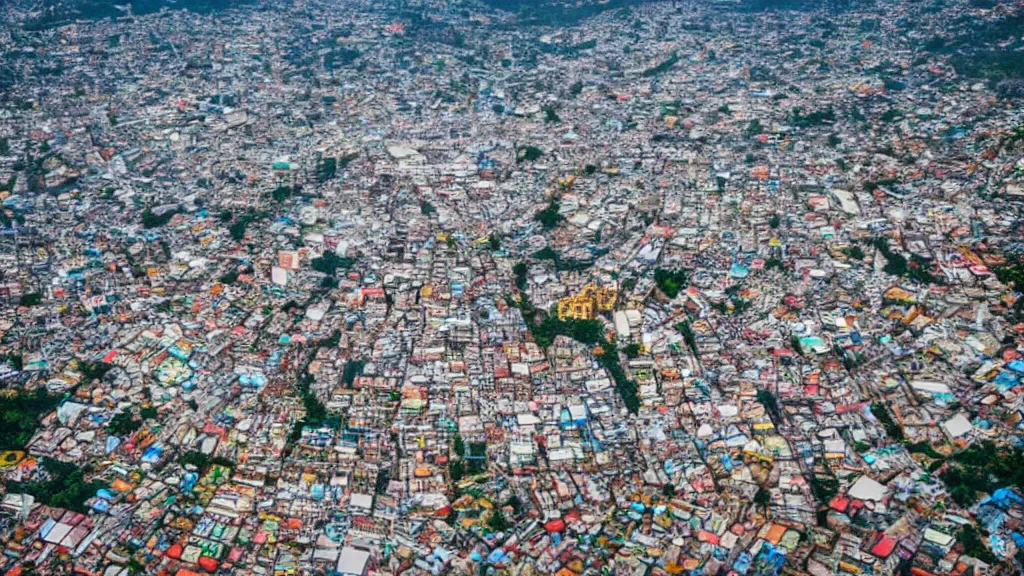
[941,441,1024,507]
[228,210,269,242]
[341,359,366,388]
[271,184,295,203]
[107,411,142,437]
[841,246,865,260]
[871,237,943,284]
[788,105,836,128]
[532,246,592,272]
[517,146,544,163]
[958,524,998,565]
[79,361,114,382]
[870,402,904,442]
[141,207,179,228]
[654,268,688,299]
[310,252,355,276]
[513,262,529,291]
[8,457,106,513]
[642,52,680,77]
[534,198,565,229]
[18,292,42,307]
[0,389,63,450]
[675,320,699,356]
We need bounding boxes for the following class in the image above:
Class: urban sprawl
[1,0,1024,575]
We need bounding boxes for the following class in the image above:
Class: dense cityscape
[0,0,1024,574]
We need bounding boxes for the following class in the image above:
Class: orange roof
[764,523,787,545]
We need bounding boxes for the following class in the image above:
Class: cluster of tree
[141,206,180,229]
[862,178,901,193]
[226,210,268,242]
[8,457,106,513]
[178,450,235,472]
[654,268,688,299]
[341,359,366,388]
[448,434,488,482]
[1,354,23,370]
[539,39,597,59]
[870,402,904,442]
[517,146,544,164]
[730,0,871,12]
[107,411,142,437]
[994,258,1024,288]
[0,388,63,450]
[289,372,337,444]
[271,184,297,203]
[218,270,240,285]
[808,474,839,524]
[310,252,356,276]
[513,262,529,291]
[519,305,605,350]
[532,247,592,272]
[870,237,943,284]
[958,524,998,565]
[24,0,258,30]
[79,360,113,382]
[941,441,1024,508]
[316,152,359,182]
[788,105,835,128]
[919,11,1024,82]
[711,285,752,315]
[18,292,42,307]
[675,321,699,357]
[841,245,865,260]
[534,198,565,229]
[642,52,680,77]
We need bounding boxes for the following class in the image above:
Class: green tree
[19,292,42,307]
[534,199,565,228]
[517,146,544,163]
[107,411,141,437]
[487,509,512,533]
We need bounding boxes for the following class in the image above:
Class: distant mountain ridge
[15,0,256,30]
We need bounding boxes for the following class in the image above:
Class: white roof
[848,476,888,501]
[516,413,541,426]
[942,413,973,438]
[350,493,373,510]
[337,546,371,576]
[44,522,73,545]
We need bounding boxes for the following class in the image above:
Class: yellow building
[557,284,617,320]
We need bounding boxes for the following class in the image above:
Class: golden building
[557,284,617,320]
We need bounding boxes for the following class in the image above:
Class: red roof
[544,519,565,533]
[828,496,850,512]
[871,536,897,558]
